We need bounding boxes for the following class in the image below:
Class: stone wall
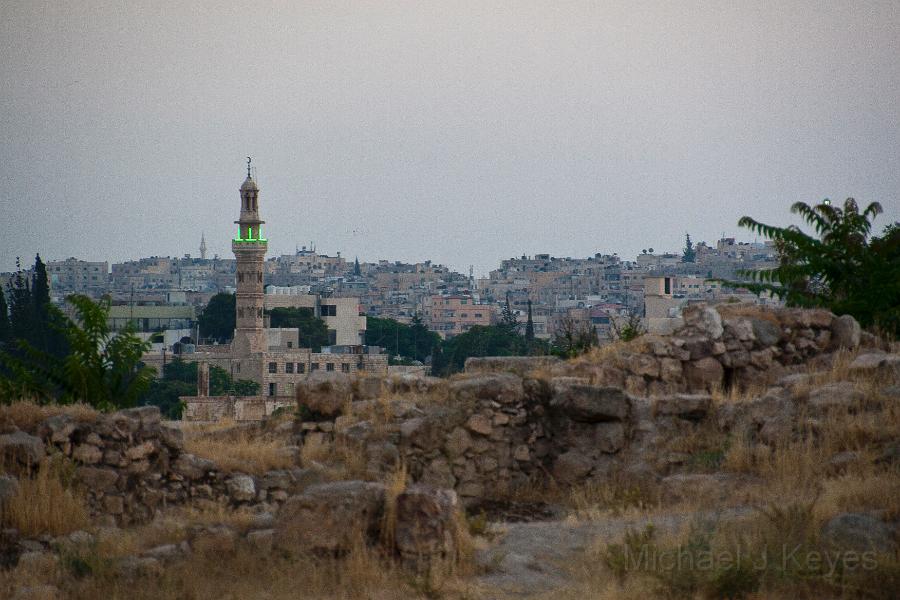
[293,305,886,504]
[1,407,313,525]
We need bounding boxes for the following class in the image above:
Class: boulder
[444,427,472,458]
[750,318,782,347]
[172,453,216,479]
[0,431,45,468]
[594,422,626,454]
[808,382,865,411]
[39,415,76,444]
[276,481,386,553]
[821,513,896,554]
[75,466,119,491]
[550,381,630,422]
[246,529,275,552]
[552,450,594,483]
[654,394,712,421]
[394,485,458,566]
[831,314,861,349]
[682,305,724,339]
[465,414,493,436]
[118,406,161,429]
[226,474,256,502]
[296,373,353,417]
[449,373,525,405]
[848,353,900,379]
[684,357,724,390]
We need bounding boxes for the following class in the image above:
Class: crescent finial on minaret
[247,156,252,178]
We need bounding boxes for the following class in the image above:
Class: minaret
[231,158,268,355]
[200,232,207,260]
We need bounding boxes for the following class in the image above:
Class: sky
[1,1,898,277]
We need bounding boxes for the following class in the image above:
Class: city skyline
[2,2,899,276]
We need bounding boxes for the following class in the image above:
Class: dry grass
[817,471,900,523]
[0,400,98,433]
[380,463,408,550]
[299,433,370,481]
[185,433,294,474]
[1,456,89,537]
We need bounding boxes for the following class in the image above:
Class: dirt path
[473,508,751,599]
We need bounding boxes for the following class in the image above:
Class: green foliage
[439,324,529,374]
[365,315,440,363]
[551,317,598,358]
[0,295,153,410]
[0,286,9,344]
[524,300,535,344]
[611,312,646,343]
[268,307,329,351]
[683,232,696,263]
[198,292,236,342]
[728,198,899,338]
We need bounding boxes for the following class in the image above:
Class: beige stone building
[420,294,495,339]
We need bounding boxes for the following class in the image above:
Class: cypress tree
[524,299,535,344]
[7,257,34,342]
[0,285,9,344]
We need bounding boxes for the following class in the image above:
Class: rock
[394,485,458,566]
[683,358,724,390]
[682,305,724,339]
[420,457,456,489]
[827,451,860,473]
[466,414,493,436]
[831,315,861,349]
[116,556,163,578]
[750,318,782,347]
[193,525,237,555]
[0,475,20,508]
[594,422,626,453]
[808,382,865,411]
[143,543,182,561]
[445,427,472,457]
[821,513,896,554]
[118,406,161,429]
[849,353,900,379]
[102,495,125,515]
[0,431,45,468]
[296,373,353,417]
[552,451,594,484]
[464,356,560,376]
[513,445,530,462]
[125,440,156,460]
[450,374,525,405]
[159,425,184,450]
[40,415,76,444]
[276,481,386,553]
[75,466,119,491]
[72,443,102,464]
[628,354,660,378]
[654,394,712,421]
[550,381,630,422]
[246,528,275,551]
[226,474,256,502]
[172,453,216,479]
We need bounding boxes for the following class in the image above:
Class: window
[310,363,319,371]
[286,382,295,396]
[357,361,365,371]
[287,341,293,348]
[268,362,277,373]
[285,362,294,373]
[320,304,337,317]
[268,382,276,396]
[475,313,482,318]
[328,329,337,345]
[341,363,350,373]
[326,363,335,372]
[297,363,305,373]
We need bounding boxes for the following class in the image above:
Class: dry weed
[0,400,98,434]
[1,456,89,537]
[185,433,294,473]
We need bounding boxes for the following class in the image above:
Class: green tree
[441,324,528,374]
[140,358,261,419]
[268,307,330,350]
[500,292,518,332]
[524,300,535,345]
[0,295,153,409]
[550,317,598,358]
[0,286,9,344]
[365,315,440,362]
[730,198,899,337]
[198,292,236,342]
[683,233,696,263]
[353,257,361,276]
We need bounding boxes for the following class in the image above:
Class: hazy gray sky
[2,1,898,276]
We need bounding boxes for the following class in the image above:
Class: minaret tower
[231,158,268,355]
[200,232,207,260]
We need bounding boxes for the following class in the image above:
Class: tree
[268,307,329,351]
[0,286,9,345]
[365,315,440,362]
[139,358,261,419]
[353,257,361,277]
[683,233,696,263]
[550,317,597,358]
[198,293,236,342]
[441,324,528,374]
[0,295,154,409]
[729,198,899,337]
[524,300,535,344]
[500,292,518,332]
